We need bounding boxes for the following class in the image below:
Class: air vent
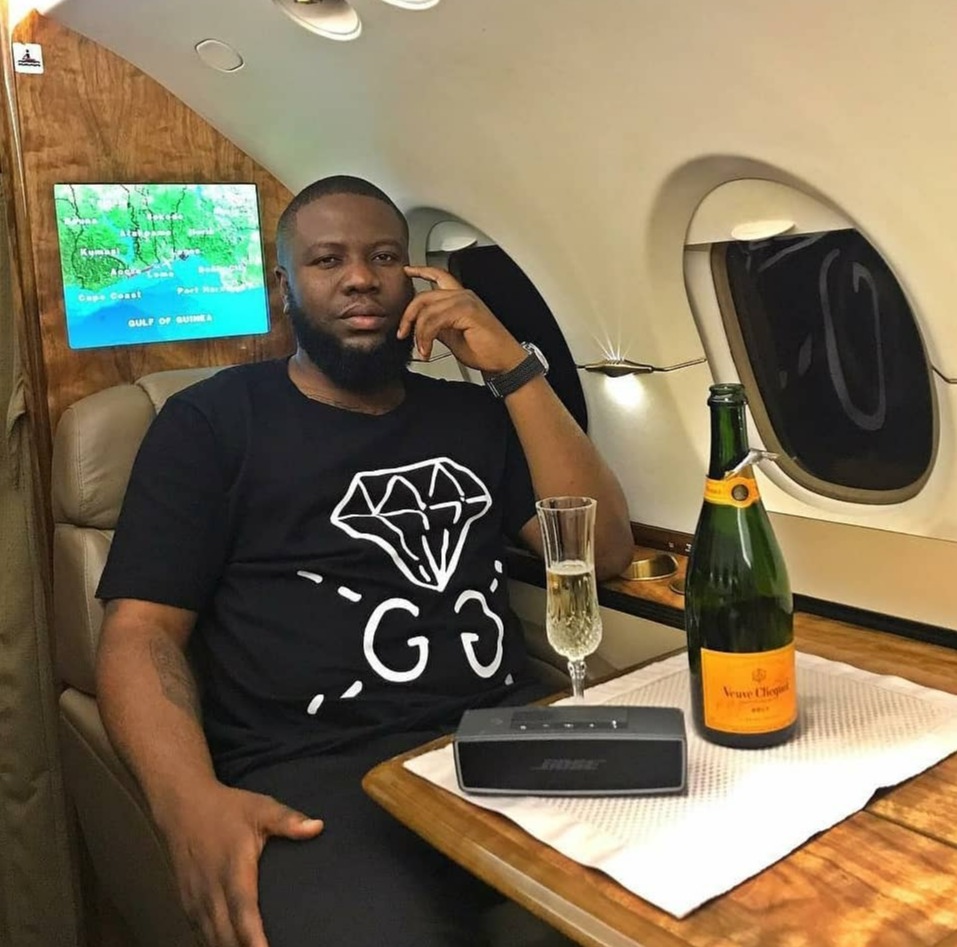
[194,39,244,73]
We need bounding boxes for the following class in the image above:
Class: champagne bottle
[685,383,797,748]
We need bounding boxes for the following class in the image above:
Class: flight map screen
[53,182,270,349]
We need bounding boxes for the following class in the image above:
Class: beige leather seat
[53,367,222,947]
[52,366,571,947]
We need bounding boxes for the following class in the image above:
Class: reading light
[576,356,707,377]
[426,221,480,253]
[730,219,795,241]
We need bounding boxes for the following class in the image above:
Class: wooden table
[363,613,957,946]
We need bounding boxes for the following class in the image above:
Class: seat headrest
[136,367,226,415]
[52,367,224,529]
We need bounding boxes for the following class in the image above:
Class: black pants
[236,729,507,947]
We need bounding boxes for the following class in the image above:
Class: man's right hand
[163,782,324,947]
[96,602,322,945]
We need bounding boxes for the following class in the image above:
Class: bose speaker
[453,706,686,796]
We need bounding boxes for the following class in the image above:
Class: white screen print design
[331,457,492,591]
[299,459,509,714]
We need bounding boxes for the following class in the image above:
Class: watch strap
[483,350,547,399]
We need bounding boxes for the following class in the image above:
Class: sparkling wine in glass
[535,496,603,701]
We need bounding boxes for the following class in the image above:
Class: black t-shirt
[98,360,541,782]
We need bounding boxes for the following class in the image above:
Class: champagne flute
[535,496,603,701]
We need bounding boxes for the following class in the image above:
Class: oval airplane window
[447,247,588,434]
[686,181,936,505]
[418,216,589,433]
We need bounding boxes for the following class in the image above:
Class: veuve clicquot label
[703,475,759,509]
[700,643,797,734]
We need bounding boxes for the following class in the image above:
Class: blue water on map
[63,254,270,350]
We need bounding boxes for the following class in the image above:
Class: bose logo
[530,758,604,772]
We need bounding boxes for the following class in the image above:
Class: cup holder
[620,553,678,582]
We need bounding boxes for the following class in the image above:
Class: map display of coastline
[53,183,270,349]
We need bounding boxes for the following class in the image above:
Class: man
[96,175,633,947]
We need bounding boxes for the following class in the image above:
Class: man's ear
[275,267,290,313]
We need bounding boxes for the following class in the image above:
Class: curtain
[0,174,79,946]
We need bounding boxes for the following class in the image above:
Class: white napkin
[405,652,957,918]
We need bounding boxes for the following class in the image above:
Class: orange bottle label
[704,475,760,509]
[700,643,797,734]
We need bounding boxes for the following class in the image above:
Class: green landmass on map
[53,184,264,292]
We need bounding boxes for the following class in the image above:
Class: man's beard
[287,297,414,392]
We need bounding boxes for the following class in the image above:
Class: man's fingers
[397,266,472,344]
[195,912,220,947]
[405,296,466,359]
[200,890,242,947]
[404,264,462,291]
[226,858,271,947]
[263,799,324,841]
[398,267,518,370]
[398,293,458,354]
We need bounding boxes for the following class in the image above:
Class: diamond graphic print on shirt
[331,458,493,591]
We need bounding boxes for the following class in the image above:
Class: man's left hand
[400,265,527,374]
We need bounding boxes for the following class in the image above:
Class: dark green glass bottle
[685,383,797,748]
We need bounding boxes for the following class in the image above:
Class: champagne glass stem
[568,659,587,701]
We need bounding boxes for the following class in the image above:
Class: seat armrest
[58,688,201,947]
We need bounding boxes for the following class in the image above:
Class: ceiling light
[379,0,442,9]
[274,0,362,41]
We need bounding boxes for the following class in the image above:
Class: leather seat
[52,366,571,947]
[53,367,221,947]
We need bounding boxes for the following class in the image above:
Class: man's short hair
[276,175,408,265]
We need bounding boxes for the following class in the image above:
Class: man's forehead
[293,193,406,244]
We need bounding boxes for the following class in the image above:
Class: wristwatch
[483,342,549,399]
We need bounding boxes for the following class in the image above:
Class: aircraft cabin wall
[10,0,957,633]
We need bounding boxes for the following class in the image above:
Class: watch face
[522,342,549,372]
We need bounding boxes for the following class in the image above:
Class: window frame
[710,241,939,506]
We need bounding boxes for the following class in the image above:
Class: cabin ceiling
[41,0,957,199]
[38,0,957,375]
[17,0,957,592]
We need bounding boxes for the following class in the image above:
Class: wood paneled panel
[10,12,295,435]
